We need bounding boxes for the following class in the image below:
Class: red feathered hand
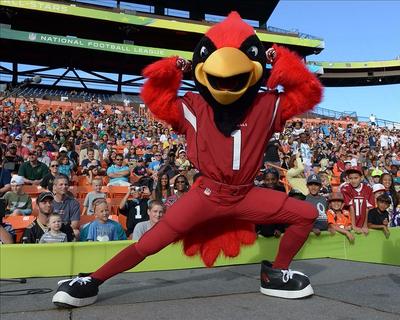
[182,219,257,268]
[267,44,323,122]
[140,56,188,128]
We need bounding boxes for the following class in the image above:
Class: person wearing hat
[367,194,391,239]
[370,168,383,185]
[21,192,74,243]
[341,166,374,235]
[2,175,32,215]
[17,149,49,185]
[305,174,328,235]
[372,183,386,201]
[326,192,354,243]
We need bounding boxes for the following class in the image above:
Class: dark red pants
[92,178,317,282]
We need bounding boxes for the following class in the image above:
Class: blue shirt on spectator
[107,164,130,183]
[85,219,127,241]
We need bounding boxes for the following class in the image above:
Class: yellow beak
[195,47,263,105]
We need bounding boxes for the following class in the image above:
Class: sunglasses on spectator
[51,164,59,167]
[116,158,123,161]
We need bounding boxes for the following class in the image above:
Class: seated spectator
[133,158,148,178]
[18,149,49,185]
[286,154,308,196]
[372,183,386,201]
[262,168,286,192]
[132,200,164,241]
[380,173,400,227]
[165,174,190,208]
[58,155,73,179]
[107,155,130,186]
[368,194,391,238]
[80,149,101,170]
[36,145,51,167]
[82,179,106,215]
[2,175,32,215]
[39,213,68,243]
[147,152,163,175]
[305,174,328,235]
[40,160,59,192]
[119,183,151,236]
[82,199,126,242]
[3,143,23,173]
[52,175,80,239]
[340,161,352,183]
[152,173,173,203]
[326,192,354,243]
[175,149,191,171]
[0,222,15,244]
[0,148,12,197]
[22,192,74,243]
[370,168,383,185]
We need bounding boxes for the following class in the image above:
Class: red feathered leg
[140,56,184,128]
[267,45,323,122]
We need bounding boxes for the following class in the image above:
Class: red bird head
[192,12,267,136]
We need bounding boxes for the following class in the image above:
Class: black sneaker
[260,260,314,299]
[52,276,101,308]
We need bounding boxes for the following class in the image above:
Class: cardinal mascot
[53,12,323,307]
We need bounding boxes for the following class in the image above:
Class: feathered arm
[140,57,191,128]
[267,45,323,122]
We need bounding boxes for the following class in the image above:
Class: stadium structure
[0,0,399,121]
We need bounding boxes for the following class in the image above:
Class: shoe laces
[281,269,305,283]
[69,276,92,287]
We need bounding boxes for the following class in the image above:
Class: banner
[1,27,193,59]
[0,0,324,49]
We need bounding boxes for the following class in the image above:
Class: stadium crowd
[0,96,399,244]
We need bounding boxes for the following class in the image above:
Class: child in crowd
[2,175,32,215]
[368,194,391,238]
[372,183,386,201]
[305,174,328,235]
[58,155,73,179]
[326,192,354,243]
[132,200,164,241]
[83,199,126,242]
[39,213,68,243]
[82,178,106,215]
[341,166,374,235]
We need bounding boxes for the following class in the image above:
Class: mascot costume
[53,12,322,307]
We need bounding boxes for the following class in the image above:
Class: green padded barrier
[1,229,399,279]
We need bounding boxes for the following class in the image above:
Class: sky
[268,0,400,122]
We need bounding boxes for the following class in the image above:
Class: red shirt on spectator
[341,183,375,227]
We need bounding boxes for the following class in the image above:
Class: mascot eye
[247,46,258,58]
[200,46,209,58]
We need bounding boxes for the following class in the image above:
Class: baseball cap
[306,174,322,185]
[372,183,385,193]
[346,166,362,175]
[328,192,344,202]
[15,134,22,140]
[178,149,186,154]
[37,192,54,202]
[59,147,68,152]
[371,168,383,177]
[10,175,24,185]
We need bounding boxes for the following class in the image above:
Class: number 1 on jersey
[231,129,242,170]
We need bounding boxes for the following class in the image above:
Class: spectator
[36,145,51,167]
[368,194,391,238]
[2,175,32,215]
[80,149,101,170]
[21,192,74,243]
[0,222,15,244]
[58,154,73,179]
[286,154,308,196]
[18,149,49,185]
[82,179,106,216]
[370,168,383,185]
[152,173,173,203]
[341,166,375,235]
[372,183,386,201]
[107,154,130,186]
[305,174,328,235]
[147,151,163,175]
[132,200,164,241]
[40,160,59,192]
[119,184,151,236]
[261,168,286,192]
[82,199,126,242]
[165,174,190,207]
[326,192,354,243]
[0,147,12,197]
[3,143,23,173]
[52,175,80,239]
[39,213,68,243]
[299,132,312,173]
[379,173,399,227]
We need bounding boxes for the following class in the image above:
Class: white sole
[52,291,97,308]
[260,284,314,299]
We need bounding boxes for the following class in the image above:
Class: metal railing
[357,117,400,129]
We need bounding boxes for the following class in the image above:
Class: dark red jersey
[341,183,375,227]
[175,92,284,185]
